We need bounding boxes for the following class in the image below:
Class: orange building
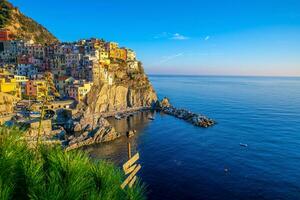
[119,48,127,61]
[25,80,48,100]
[0,30,11,41]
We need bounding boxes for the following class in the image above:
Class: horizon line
[147,73,300,78]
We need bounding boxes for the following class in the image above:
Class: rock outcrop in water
[65,117,120,151]
[155,97,215,128]
[64,61,157,150]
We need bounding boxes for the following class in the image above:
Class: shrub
[0,127,145,200]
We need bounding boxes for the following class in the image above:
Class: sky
[10,0,300,76]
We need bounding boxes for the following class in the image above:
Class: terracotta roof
[57,76,68,81]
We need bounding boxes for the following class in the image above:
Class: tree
[36,72,60,148]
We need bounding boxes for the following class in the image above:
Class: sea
[85,76,300,200]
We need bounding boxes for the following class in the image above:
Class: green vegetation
[0,0,13,28]
[16,13,58,44]
[0,127,145,200]
[0,0,58,44]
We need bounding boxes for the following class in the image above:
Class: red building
[25,80,37,97]
[0,30,11,41]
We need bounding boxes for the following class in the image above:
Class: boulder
[73,122,82,132]
[82,124,92,132]
[161,97,171,108]
[64,119,74,132]
[56,129,66,140]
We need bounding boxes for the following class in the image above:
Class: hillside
[0,0,58,44]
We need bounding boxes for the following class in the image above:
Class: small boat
[127,130,137,138]
[240,143,248,147]
[148,116,155,120]
[115,115,122,120]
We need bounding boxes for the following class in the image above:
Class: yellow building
[109,49,118,60]
[36,81,48,101]
[0,68,11,76]
[106,42,127,61]
[14,75,28,96]
[99,50,110,65]
[0,78,21,99]
[119,48,127,61]
[109,48,127,61]
[66,82,93,102]
[106,42,119,51]
[78,83,93,102]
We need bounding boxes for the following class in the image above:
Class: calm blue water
[87,76,300,200]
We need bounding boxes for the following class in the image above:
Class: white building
[126,48,136,61]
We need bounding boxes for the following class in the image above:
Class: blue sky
[10,0,300,76]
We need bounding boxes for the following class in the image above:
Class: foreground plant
[0,127,145,200]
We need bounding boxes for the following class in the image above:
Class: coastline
[65,99,215,151]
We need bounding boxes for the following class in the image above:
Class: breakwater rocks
[162,107,215,127]
[154,98,215,128]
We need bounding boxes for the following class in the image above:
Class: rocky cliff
[0,0,58,44]
[70,61,157,147]
[79,61,157,117]
[84,82,157,114]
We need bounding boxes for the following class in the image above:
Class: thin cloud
[171,33,189,40]
[154,32,189,40]
[204,36,210,41]
[159,53,183,64]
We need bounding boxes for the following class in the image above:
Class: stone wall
[0,92,16,115]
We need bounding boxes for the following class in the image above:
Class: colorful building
[54,76,74,96]
[13,75,28,95]
[105,42,127,61]
[0,77,21,99]
[13,75,28,84]
[16,64,38,79]
[99,50,110,65]
[109,48,127,61]
[105,42,119,51]
[0,68,11,76]
[25,80,48,101]
[66,81,93,102]
[119,48,127,61]
[126,48,136,61]
[0,30,11,41]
